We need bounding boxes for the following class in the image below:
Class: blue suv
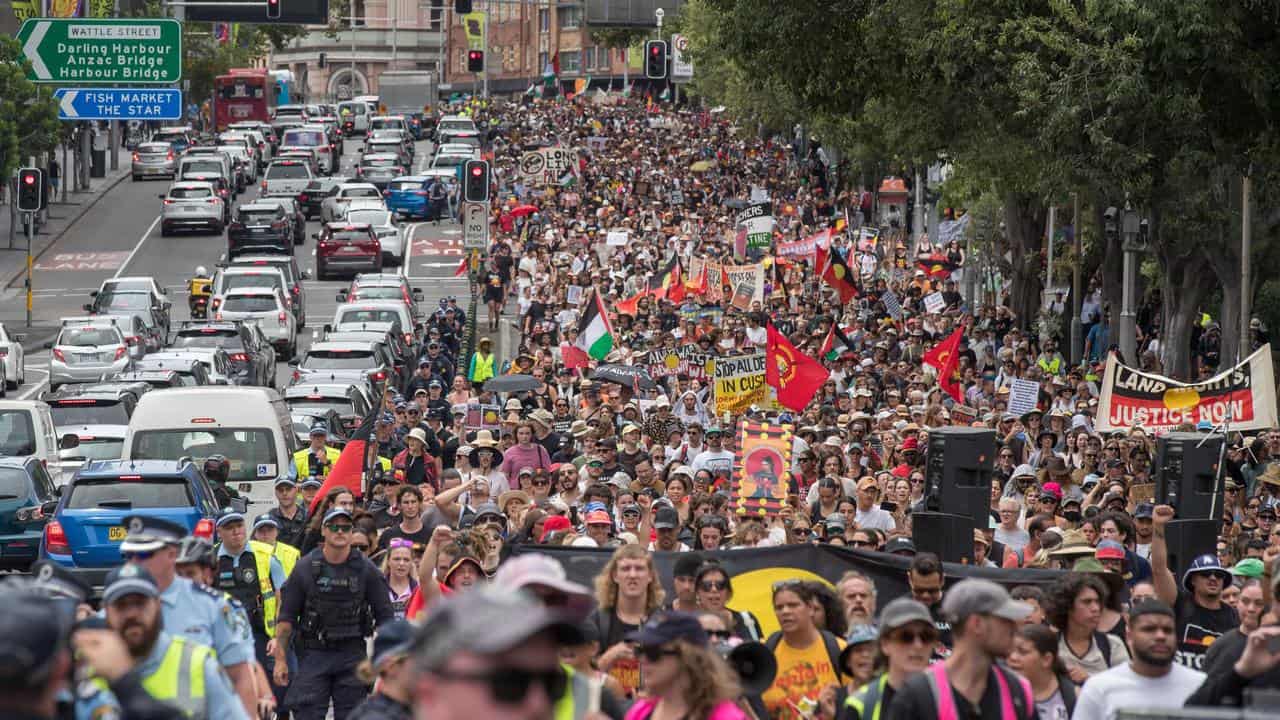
[40,459,222,588]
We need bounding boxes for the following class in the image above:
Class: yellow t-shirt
[763,634,846,720]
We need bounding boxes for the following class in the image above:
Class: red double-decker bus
[213,68,277,131]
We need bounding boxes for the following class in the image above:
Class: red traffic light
[470,166,483,176]
[651,46,660,55]
[22,175,34,185]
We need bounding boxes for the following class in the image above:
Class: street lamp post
[1120,204,1141,365]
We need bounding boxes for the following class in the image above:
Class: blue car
[385,175,430,218]
[40,459,222,588]
[0,456,58,570]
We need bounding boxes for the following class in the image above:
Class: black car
[297,176,349,220]
[171,321,277,387]
[228,202,294,257]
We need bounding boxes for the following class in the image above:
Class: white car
[159,181,226,236]
[320,183,384,223]
[216,287,298,358]
[280,124,334,175]
[0,323,27,390]
[345,208,403,266]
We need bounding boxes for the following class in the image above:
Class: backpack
[1094,630,1113,667]
[765,630,845,679]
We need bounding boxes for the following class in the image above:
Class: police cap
[30,560,91,603]
[120,514,187,553]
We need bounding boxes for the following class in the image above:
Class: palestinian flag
[565,290,615,366]
[916,256,961,279]
[820,323,855,361]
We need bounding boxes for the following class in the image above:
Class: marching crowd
[8,94,1280,720]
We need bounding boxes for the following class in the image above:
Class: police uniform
[277,508,396,720]
[293,444,342,480]
[214,527,287,656]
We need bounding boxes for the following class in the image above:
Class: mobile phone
[880,501,898,512]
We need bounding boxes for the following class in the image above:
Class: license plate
[338,245,362,254]
[108,526,126,541]
[182,206,197,212]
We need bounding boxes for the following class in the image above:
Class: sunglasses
[851,540,875,548]
[435,667,568,705]
[890,629,938,645]
[706,630,731,641]
[698,580,728,592]
[352,544,370,552]
[638,646,681,663]
[326,523,354,533]
[123,550,156,561]
[532,479,551,487]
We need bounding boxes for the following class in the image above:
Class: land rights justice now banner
[1096,344,1278,433]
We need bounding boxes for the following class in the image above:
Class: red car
[314,223,382,280]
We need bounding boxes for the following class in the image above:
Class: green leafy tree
[0,37,61,176]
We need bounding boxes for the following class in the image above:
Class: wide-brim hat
[469,429,504,465]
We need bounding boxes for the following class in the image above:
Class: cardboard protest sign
[606,230,628,247]
[736,201,775,251]
[566,285,583,305]
[924,291,946,314]
[646,345,715,381]
[457,402,502,431]
[733,421,793,517]
[724,264,764,310]
[714,353,768,415]
[858,226,880,252]
[519,147,578,185]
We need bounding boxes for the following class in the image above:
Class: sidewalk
[0,148,132,350]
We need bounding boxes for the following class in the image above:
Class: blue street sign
[54,88,182,121]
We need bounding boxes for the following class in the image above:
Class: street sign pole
[463,201,488,250]
[25,211,33,328]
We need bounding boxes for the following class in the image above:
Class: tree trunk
[1002,192,1046,330]
[1156,207,1216,379]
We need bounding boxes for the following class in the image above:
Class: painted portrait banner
[733,421,793,517]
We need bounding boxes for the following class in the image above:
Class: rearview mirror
[300,270,311,280]
[158,194,166,199]
[287,359,299,367]
[40,500,58,516]
[82,303,94,312]
[89,290,99,298]
[322,324,332,334]
[43,341,54,350]
[59,433,79,450]
[311,233,320,240]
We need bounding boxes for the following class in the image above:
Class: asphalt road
[1,136,471,399]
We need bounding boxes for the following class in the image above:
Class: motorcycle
[189,275,211,319]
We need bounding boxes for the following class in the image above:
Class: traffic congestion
[2,68,1280,720]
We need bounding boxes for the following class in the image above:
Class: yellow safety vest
[293,446,342,479]
[1037,356,1062,375]
[142,635,212,719]
[470,352,495,383]
[844,674,890,720]
[271,540,300,579]
[247,540,280,638]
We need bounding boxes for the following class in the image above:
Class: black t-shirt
[1175,592,1238,671]
[375,516,436,554]
[885,665,1034,720]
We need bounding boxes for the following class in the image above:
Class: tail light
[125,336,140,346]
[211,298,222,309]
[0,348,7,357]
[272,220,288,231]
[131,152,140,161]
[299,193,309,202]
[370,370,387,382]
[113,347,127,361]
[278,311,288,324]
[291,284,300,295]
[167,151,175,161]
[229,353,249,363]
[52,348,66,362]
[292,369,300,382]
[163,199,174,205]
[214,312,223,321]
[206,198,219,204]
[261,180,267,190]
[44,521,70,555]
[193,518,214,540]
[383,190,390,197]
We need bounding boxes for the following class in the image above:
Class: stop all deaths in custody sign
[18,18,182,84]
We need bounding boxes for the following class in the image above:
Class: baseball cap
[0,587,71,688]
[300,478,323,490]
[883,537,916,555]
[215,511,245,529]
[274,477,297,489]
[538,515,572,543]
[103,564,160,605]
[625,611,708,648]
[1133,502,1155,519]
[29,560,91,603]
[372,619,416,669]
[941,578,1032,624]
[492,553,592,602]
[1095,539,1126,561]
[878,596,934,632]
[653,506,680,530]
[323,507,353,524]
[584,510,613,526]
[413,586,584,670]
[252,514,280,532]
[1231,558,1265,578]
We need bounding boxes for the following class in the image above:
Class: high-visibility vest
[1037,356,1062,375]
[925,661,1031,720]
[272,540,301,579]
[552,665,601,720]
[470,352,495,382]
[293,446,342,479]
[240,540,280,638]
[844,674,890,720]
[142,635,213,719]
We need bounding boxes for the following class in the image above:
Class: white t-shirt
[855,506,897,531]
[691,448,734,476]
[1072,662,1205,720]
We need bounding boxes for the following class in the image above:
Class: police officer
[119,514,258,717]
[273,507,395,720]
[101,565,250,720]
[269,476,309,548]
[0,583,82,720]
[26,562,119,720]
[294,425,342,480]
[252,513,302,578]
[299,477,324,512]
[348,620,415,720]
[214,511,287,666]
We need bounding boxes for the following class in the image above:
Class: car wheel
[132,174,140,181]
[211,221,224,235]
[160,224,171,237]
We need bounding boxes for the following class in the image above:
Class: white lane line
[17,368,48,400]
[113,215,162,279]
[400,222,422,279]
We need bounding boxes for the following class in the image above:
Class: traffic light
[455,0,472,13]
[467,49,484,73]
[16,168,42,212]
[266,0,280,18]
[464,160,489,203]
[645,40,667,79]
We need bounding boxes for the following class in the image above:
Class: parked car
[0,322,26,390]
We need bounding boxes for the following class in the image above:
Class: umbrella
[483,374,540,393]
[592,364,657,391]
[690,160,714,173]
[510,204,540,218]
[722,198,748,209]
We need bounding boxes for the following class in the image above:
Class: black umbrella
[591,364,657,391]
[722,198,749,210]
[483,374,540,393]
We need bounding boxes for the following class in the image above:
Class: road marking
[113,215,162,279]
[400,222,423,279]
[17,368,48,400]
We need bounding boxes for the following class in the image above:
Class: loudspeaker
[924,427,996,526]
[724,642,777,696]
[1154,432,1224,520]
[912,511,975,565]
[1163,519,1222,579]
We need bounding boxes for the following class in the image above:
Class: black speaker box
[924,427,996,526]
[912,511,976,565]
[1154,432,1225,520]
[1163,519,1223,579]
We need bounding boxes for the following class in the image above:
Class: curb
[4,168,132,290]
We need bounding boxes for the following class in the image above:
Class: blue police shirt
[161,575,254,667]
[136,632,250,720]
[215,542,288,594]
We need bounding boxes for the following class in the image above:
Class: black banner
[516,544,1064,636]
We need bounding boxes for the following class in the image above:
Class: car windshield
[267,163,309,179]
[138,144,170,155]
[439,120,475,132]
[338,309,400,325]
[237,209,280,224]
[349,287,401,301]
[222,275,283,293]
[222,295,279,313]
[346,210,391,227]
[433,155,467,168]
[289,398,353,414]
[183,160,223,175]
[131,428,277,483]
[154,131,187,142]
[329,231,373,243]
[64,438,125,463]
[303,350,375,369]
[342,187,381,198]
[98,293,151,311]
[389,180,423,191]
[174,330,243,351]
[59,328,121,347]
[362,158,398,168]
[283,130,325,147]
[66,476,195,509]
[0,410,36,456]
[49,400,129,426]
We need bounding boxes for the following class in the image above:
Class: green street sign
[17,18,182,84]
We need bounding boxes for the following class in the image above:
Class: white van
[0,400,63,484]
[122,387,299,513]
[280,125,334,175]
[337,100,370,135]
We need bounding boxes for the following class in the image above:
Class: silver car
[47,318,131,390]
[262,159,314,197]
[131,142,176,180]
[345,208,403,266]
[159,181,225,236]
[97,314,153,359]
[320,183,384,223]
[215,287,297,358]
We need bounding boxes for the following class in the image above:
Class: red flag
[923,326,964,403]
[561,342,591,370]
[765,323,830,411]
[815,247,858,304]
[453,256,468,277]
[915,256,961,280]
[615,292,644,316]
[308,402,377,513]
[819,323,837,359]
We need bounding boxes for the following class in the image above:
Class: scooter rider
[189,266,212,319]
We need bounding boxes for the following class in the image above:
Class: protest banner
[519,146,578,185]
[736,201,775,250]
[645,345,715,381]
[606,230,628,247]
[1007,379,1041,417]
[566,285,583,305]
[456,402,501,431]
[776,229,827,260]
[714,353,768,415]
[724,263,764,310]
[881,289,903,320]
[1096,345,1279,433]
[860,252,878,278]
[705,262,725,304]
[858,226,880,252]
[733,421,792,517]
[924,291,946,314]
